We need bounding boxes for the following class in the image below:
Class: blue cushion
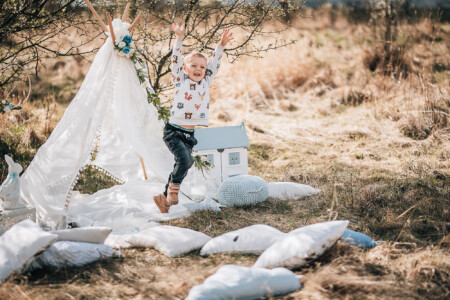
[341,229,377,249]
[217,175,269,207]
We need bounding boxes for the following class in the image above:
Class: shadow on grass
[21,258,124,285]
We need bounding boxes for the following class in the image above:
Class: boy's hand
[171,23,185,40]
[219,29,233,47]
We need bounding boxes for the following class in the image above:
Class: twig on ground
[394,204,418,244]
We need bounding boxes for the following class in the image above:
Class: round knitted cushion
[217,175,269,207]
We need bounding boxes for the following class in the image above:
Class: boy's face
[184,56,207,83]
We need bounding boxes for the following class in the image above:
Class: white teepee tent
[20,18,206,231]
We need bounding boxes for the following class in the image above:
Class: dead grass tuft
[294,243,450,300]
[400,113,434,140]
[215,111,232,122]
[247,122,266,134]
[330,86,373,107]
[363,45,412,78]
[25,127,45,148]
[277,99,298,111]
[0,283,33,300]
[411,19,441,43]
[305,68,338,92]
[400,99,449,140]
[360,183,389,209]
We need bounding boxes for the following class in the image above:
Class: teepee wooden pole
[139,156,148,180]
[106,12,116,45]
[128,14,141,32]
[84,0,108,32]
[122,3,131,22]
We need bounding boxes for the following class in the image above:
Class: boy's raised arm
[206,29,233,83]
[171,23,185,84]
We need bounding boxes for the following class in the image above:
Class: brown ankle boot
[167,183,180,206]
[153,193,169,213]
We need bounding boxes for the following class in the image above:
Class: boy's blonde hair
[184,51,207,64]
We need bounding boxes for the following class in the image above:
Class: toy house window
[229,152,240,165]
[206,154,214,166]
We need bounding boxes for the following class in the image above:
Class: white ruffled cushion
[0,219,57,282]
[254,220,349,269]
[268,182,319,200]
[217,175,268,207]
[125,225,211,257]
[27,241,121,271]
[200,224,286,256]
[52,227,112,244]
[186,265,302,300]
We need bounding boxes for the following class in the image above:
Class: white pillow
[254,220,349,269]
[268,182,319,200]
[200,224,286,256]
[125,225,211,257]
[52,227,112,244]
[186,264,301,300]
[0,219,57,282]
[26,241,121,271]
[105,234,133,249]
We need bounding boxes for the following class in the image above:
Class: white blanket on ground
[64,179,219,248]
[68,180,191,226]
[59,179,320,248]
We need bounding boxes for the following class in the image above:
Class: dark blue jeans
[163,123,197,196]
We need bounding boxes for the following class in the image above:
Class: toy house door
[221,148,248,180]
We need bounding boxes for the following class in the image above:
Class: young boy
[153,23,233,213]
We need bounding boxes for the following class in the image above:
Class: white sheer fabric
[21,19,211,231]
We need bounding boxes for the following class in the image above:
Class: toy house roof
[193,122,250,151]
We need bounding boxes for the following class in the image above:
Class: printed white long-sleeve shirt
[168,40,224,127]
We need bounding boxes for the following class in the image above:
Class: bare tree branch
[123,0,297,97]
[0,0,102,88]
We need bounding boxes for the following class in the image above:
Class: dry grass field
[0,8,449,300]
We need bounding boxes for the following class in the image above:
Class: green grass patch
[74,165,121,195]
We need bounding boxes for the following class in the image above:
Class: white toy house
[193,122,250,185]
